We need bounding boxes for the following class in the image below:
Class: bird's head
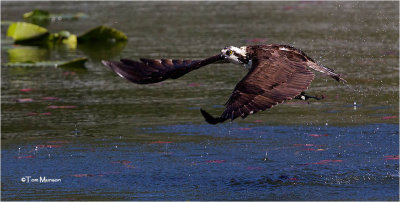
[221,46,251,67]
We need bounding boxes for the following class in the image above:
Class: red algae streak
[15,155,35,159]
[381,116,397,120]
[20,88,33,92]
[71,174,95,177]
[27,112,52,116]
[308,134,329,137]
[36,145,63,148]
[112,160,132,165]
[42,97,60,101]
[187,83,201,87]
[16,98,33,103]
[293,144,324,147]
[63,71,76,76]
[384,155,399,160]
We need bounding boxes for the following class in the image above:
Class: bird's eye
[226,50,233,55]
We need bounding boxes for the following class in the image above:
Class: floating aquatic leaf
[57,57,88,69]
[23,9,50,20]
[48,30,77,49]
[23,9,50,26]
[77,25,128,43]
[7,22,49,44]
[4,57,87,70]
[6,22,77,48]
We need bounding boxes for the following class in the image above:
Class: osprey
[102,44,346,124]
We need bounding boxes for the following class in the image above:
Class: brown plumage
[102,54,224,84]
[102,44,345,124]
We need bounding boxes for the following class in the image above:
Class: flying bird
[102,44,346,124]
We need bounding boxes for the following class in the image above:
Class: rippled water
[1,1,399,200]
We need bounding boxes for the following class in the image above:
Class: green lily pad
[58,57,88,69]
[77,25,128,43]
[23,9,50,21]
[48,31,78,49]
[7,22,49,44]
[3,57,88,70]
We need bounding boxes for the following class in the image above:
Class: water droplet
[264,151,269,161]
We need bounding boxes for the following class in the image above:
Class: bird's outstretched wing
[102,54,224,84]
[201,46,316,124]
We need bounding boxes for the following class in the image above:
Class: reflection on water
[1,1,399,200]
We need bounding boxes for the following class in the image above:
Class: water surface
[1,1,399,200]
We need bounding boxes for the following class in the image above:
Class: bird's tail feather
[308,62,346,83]
[200,109,228,125]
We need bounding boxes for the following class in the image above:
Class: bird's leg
[294,92,325,101]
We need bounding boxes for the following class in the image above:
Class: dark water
[1,1,399,201]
